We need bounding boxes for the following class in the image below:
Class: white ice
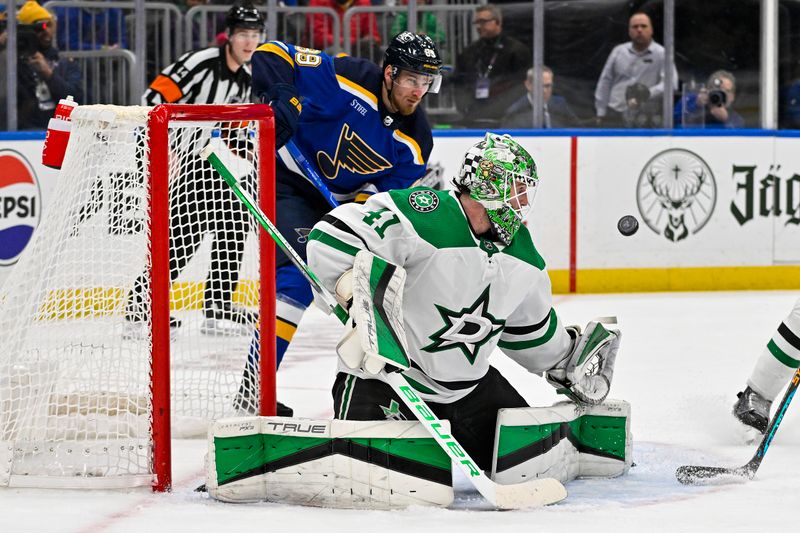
[2,290,799,532]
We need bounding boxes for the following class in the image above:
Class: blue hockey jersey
[251,41,433,198]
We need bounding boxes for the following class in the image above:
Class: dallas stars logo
[422,286,504,364]
[380,400,406,421]
[408,190,439,212]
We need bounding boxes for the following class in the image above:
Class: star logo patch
[422,286,505,364]
[408,190,439,212]
[379,400,406,420]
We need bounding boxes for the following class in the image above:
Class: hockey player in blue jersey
[236,32,444,415]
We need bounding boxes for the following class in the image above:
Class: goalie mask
[455,133,538,245]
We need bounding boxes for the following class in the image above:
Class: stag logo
[636,149,717,241]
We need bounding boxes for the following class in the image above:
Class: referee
[125,2,264,338]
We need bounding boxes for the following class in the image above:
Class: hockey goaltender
[204,133,632,509]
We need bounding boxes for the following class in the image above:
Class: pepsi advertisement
[0,148,42,267]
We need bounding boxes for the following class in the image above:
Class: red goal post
[149,104,276,491]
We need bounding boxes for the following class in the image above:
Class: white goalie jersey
[307,188,572,403]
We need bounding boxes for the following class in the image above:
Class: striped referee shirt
[143,45,252,105]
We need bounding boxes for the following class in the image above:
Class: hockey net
[0,104,276,490]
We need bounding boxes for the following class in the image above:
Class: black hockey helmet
[226,2,265,32]
[383,31,443,93]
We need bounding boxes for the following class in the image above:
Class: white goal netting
[0,105,270,489]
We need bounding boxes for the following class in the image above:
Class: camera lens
[708,89,727,107]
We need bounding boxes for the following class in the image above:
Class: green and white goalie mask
[456,132,539,245]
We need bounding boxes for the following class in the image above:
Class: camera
[708,88,727,107]
[18,25,40,57]
[625,82,651,104]
[707,76,728,107]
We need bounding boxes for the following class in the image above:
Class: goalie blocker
[206,400,631,509]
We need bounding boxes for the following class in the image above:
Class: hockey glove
[267,83,301,149]
[545,319,621,405]
[335,251,410,375]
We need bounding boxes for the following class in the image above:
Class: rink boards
[1,131,799,293]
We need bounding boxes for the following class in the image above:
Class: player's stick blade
[675,463,755,485]
[492,477,567,509]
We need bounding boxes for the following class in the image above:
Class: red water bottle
[42,95,79,169]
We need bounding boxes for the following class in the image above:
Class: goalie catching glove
[335,250,411,375]
[546,319,620,405]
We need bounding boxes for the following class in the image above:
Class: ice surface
[2,290,798,532]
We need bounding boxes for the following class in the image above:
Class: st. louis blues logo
[0,150,41,266]
[317,124,391,180]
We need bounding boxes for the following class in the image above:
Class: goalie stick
[676,367,800,485]
[201,145,567,509]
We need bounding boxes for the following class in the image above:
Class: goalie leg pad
[206,417,453,509]
[491,399,632,485]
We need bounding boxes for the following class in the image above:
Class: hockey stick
[285,140,340,207]
[676,367,800,485]
[201,146,567,509]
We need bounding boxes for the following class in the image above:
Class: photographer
[675,70,745,129]
[16,1,82,130]
[594,12,677,128]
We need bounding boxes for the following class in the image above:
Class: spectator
[780,78,800,130]
[52,0,128,51]
[308,0,381,53]
[180,0,218,51]
[454,4,530,128]
[351,36,384,65]
[390,0,445,52]
[1,10,6,130]
[675,70,745,129]
[594,12,677,128]
[504,66,579,129]
[16,1,82,130]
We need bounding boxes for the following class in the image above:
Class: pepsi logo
[0,149,42,266]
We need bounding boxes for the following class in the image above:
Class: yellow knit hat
[17,1,52,25]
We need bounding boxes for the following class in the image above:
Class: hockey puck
[617,215,639,236]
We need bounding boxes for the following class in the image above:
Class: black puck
[617,215,639,236]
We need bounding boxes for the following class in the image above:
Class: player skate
[733,386,772,434]
[123,314,181,341]
[201,302,258,336]
[231,383,294,417]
